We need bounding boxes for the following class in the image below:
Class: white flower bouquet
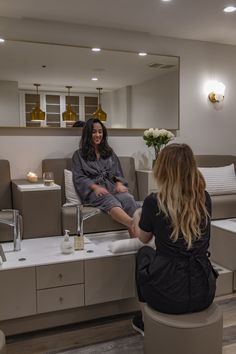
[143,128,174,159]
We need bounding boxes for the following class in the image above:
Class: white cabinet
[0,267,36,321]
[136,170,158,200]
[85,255,136,305]
[36,261,85,314]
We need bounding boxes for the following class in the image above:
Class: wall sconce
[30,83,46,121]
[206,80,226,103]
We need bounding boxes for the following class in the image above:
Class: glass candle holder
[43,172,54,186]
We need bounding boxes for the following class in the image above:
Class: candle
[26,171,38,183]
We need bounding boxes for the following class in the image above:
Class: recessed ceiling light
[91,77,98,81]
[223,6,236,12]
[139,52,147,56]
[0,38,5,43]
[92,48,101,52]
[162,0,172,2]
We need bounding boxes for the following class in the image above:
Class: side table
[12,180,62,238]
[136,170,158,200]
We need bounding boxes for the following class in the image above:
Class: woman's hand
[92,184,109,197]
[114,181,128,193]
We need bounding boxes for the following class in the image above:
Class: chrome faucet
[76,205,100,237]
[0,244,6,262]
[0,209,21,256]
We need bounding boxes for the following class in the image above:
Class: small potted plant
[143,128,174,163]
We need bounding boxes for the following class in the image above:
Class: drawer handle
[58,273,63,280]
[59,296,64,303]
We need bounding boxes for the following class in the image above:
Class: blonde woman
[132,143,218,336]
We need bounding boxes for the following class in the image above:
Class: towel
[108,237,155,254]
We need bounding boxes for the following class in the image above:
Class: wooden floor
[5,293,236,354]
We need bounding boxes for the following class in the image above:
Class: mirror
[0,40,179,129]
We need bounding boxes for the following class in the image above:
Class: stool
[144,303,223,354]
[0,330,6,354]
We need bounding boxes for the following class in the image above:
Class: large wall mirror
[0,40,179,129]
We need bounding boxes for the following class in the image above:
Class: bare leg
[109,206,133,228]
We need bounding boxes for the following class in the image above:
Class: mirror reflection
[0,40,179,129]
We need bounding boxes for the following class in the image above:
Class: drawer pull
[58,273,63,280]
[59,296,64,303]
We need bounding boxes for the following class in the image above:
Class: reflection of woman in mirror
[72,120,85,127]
[132,143,217,335]
[72,118,139,235]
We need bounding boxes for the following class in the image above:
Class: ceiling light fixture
[223,6,236,12]
[0,38,5,43]
[139,52,147,56]
[30,84,46,121]
[91,77,98,81]
[62,86,77,122]
[93,88,107,122]
[92,48,101,52]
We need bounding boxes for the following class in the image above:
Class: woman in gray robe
[72,118,139,235]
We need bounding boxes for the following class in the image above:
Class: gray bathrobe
[72,149,139,216]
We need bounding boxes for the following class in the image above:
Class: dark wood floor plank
[6,295,236,354]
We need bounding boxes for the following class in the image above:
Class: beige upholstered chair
[42,156,140,235]
[0,330,6,354]
[144,303,223,354]
[0,160,22,247]
[195,155,236,220]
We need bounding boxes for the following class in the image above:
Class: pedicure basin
[86,230,130,248]
[0,230,132,270]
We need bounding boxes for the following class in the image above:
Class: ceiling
[0,0,236,46]
[0,40,178,92]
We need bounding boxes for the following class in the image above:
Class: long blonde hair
[153,143,209,249]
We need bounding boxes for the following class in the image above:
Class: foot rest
[144,303,223,354]
[213,262,233,296]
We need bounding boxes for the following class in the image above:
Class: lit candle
[27,171,38,183]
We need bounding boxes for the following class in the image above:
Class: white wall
[1,19,236,178]
[131,70,178,129]
[0,81,19,126]
[103,87,129,128]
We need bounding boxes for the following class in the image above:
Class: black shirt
[137,191,215,314]
[139,191,212,257]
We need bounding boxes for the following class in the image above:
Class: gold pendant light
[62,86,77,122]
[30,83,46,121]
[93,87,107,122]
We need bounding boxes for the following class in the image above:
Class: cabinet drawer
[36,261,84,289]
[37,284,84,313]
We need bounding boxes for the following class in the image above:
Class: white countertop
[0,230,134,271]
[211,218,236,233]
[17,183,61,192]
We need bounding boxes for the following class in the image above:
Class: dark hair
[73,120,86,128]
[80,118,113,160]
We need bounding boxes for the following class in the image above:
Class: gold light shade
[62,86,77,122]
[93,88,107,122]
[30,84,45,121]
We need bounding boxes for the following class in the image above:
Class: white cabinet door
[85,255,136,305]
[0,267,36,321]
